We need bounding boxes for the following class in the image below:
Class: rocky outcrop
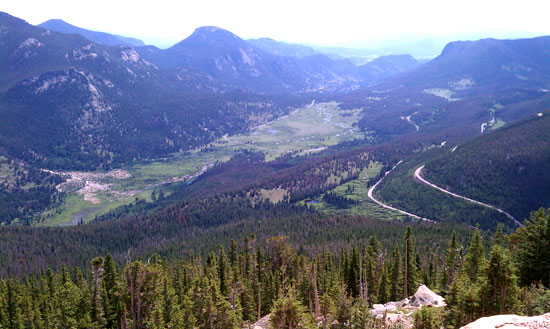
[370,285,445,329]
[248,314,270,329]
[460,313,550,329]
[408,284,446,307]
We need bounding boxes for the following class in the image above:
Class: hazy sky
[2,0,550,47]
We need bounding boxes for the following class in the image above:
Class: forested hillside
[0,156,64,224]
[423,113,550,220]
[1,209,549,328]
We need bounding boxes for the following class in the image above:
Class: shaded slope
[341,36,550,142]
[423,112,550,220]
[0,12,300,169]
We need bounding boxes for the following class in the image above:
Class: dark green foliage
[322,191,357,209]
[440,231,460,291]
[389,245,402,301]
[510,208,550,287]
[1,209,550,328]
[423,114,550,221]
[462,228,485,284]
[375,147,515,230]
[520,284,550,316]
[414,307,441,329]
[403,227,417,298]
[0,157,64,225]
[270,291,315,329]
[479,243,520,315]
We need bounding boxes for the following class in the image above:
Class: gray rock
[460,313,550,329]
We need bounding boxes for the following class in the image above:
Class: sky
[2,0,550,48]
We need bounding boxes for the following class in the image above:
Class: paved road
[414,165,524,227]
[367,160,432,222]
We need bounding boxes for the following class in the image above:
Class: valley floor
[38,102,370,226]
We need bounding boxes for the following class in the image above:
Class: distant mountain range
[38,19,145,47]
[0,12,424,171]
[246,38,318,58]
[0,13,301,169]
[247,38,384,65]
[341,36,550,141]
[2,10,550,173]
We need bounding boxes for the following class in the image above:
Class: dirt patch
[45,169,132,204]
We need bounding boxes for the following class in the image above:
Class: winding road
[367,160,432,222]
[414,165,524,227]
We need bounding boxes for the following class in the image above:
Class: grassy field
[302,162,408,220]
[39,102,368,226]
[38,194,96,227]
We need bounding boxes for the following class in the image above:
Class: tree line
[1,208,549,328]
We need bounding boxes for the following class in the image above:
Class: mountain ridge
[38,18,145,47]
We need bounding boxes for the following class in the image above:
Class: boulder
[371,303,398,317]
[460,313,550,329]
[248,314,271,329]
[409,284,446,307]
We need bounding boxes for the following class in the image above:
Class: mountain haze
[341,36,550,141]
[38,19,145,47]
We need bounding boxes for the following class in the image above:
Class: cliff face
[460,313,550,329]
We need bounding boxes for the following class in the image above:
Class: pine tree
[270,290,315,329]
[463,228,485,284]
[332,284,352,329]
[389,245,402,301]
[5,280,23,329]
[218,246,228,297]
[403,227,417,298]
[102,254,120,328]
[377,266,390,304]
[440,231,460,291]
[479,244,520,315]
[347,247,359,297]
[90,257,106,328]
[512,208,550,287]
